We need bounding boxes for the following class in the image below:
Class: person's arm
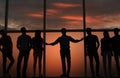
[42,38,45,50]
[17,37,21,51]
[70,36,84,43]
[0,39,2,52]
[100,39,104,56]
[96,36,100,50]
[84,38,88,56]
[46,38,59,46]
[29,37,32,50]
[9,36,13,49]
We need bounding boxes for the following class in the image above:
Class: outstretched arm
[46,38,59,46]
[96,37,100,50]
[70,36,84,43]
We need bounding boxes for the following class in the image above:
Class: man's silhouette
[101,30,112,77]
[0,30,14,77]
[31,30,43,77]
[17,27,31,78]
[85,28,100,78]
[111,28,120,76]
[46,28,83,77]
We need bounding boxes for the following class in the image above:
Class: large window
[0,0,120,77]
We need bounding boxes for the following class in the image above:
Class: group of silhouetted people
[0,27,120,78]
[84,28,120,78]
[0,27,43,78]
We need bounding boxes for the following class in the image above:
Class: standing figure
[101,30,112,77]
[0,30,14,77]
[46,28,83,77]
[17,27,31,78]
[85,28,100,78]
[111,28,120,76]
[31,30,43,77]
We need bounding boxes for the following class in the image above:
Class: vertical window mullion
[5,0,9,31]
[82,0,87,77]
[43,0,46,77]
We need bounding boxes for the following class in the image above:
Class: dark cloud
[86,0,120,16]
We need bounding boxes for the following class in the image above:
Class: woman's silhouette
[101,30,112,77]
[31,30,43,77]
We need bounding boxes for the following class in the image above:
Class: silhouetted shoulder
[85,34,98,41]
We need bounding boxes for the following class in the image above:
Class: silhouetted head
[21,27,26,34]
[0,29,6,36]
[35,30,41,37]
[103,30,109,38]
[114,28,119,35]
[86,28,92,35]
[61,28,66,35]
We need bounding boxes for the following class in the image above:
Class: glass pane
[0,0,5,29]
[8,0,43,30]
[46,32,84,77]
[86,0,120,29]
[46,0,83,30]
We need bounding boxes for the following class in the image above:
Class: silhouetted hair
[0,29,6,35]
[35,30,41,37]
[114,28,119,32]
[114,28,119,35]
[61,28,66,33]
[103,30,109,38]
[86,28,91,32]
[0,29,4,34]
[21,27,26,33]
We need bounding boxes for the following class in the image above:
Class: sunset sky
[0,0,120,30]
[0,0,119,77]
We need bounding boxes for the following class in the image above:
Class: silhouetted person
[101,30,112,77]
[17,27,31,78]
[31,30,43,77]
[111,28,120,76]
[85,28,100,78]
[46,28,83,77]
[0,30,14,77]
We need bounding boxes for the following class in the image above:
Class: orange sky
[0,31,118,77]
